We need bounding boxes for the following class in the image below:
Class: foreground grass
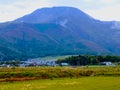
[0,66,120,82]
[0,76,120,90]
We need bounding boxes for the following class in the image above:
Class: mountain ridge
[0,6,120,60]
[14,6,94,23]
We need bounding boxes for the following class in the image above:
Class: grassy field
[34,55,76,60]
[0,66,120,82]
[0,76,120,90]
[0,66,120,90]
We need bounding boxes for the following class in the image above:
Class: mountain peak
[14,6,94,23]
[1,6,120,60]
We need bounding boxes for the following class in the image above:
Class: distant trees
[57,55,120,66]
[0,60,21,66]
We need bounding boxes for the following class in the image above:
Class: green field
[0,66,120,90]
[0,66,120,82]
[34,55,76,60]
[0,76,120,90]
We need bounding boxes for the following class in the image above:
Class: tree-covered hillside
[0,7,120,60]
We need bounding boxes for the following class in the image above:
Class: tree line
[57,55,120,66]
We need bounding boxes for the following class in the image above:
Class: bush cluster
[0,66,120,82]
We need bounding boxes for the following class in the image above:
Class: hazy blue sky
[0,0,120,22]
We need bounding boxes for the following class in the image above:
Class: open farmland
[0,66,120,82]
[0,76,120,90]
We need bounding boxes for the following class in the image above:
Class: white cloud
[99,0,119,4]
[0,0,120,22]
[0,0,51,22]
[85,4,120,21]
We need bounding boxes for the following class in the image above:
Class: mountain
[0,6,120,60]
[14,7,93,23]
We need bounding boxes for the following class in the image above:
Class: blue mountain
[0,6,120,60]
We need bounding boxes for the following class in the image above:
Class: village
[0,59,57,67]
[0,58,115,68]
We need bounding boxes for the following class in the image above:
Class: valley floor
[0,76,120,90]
